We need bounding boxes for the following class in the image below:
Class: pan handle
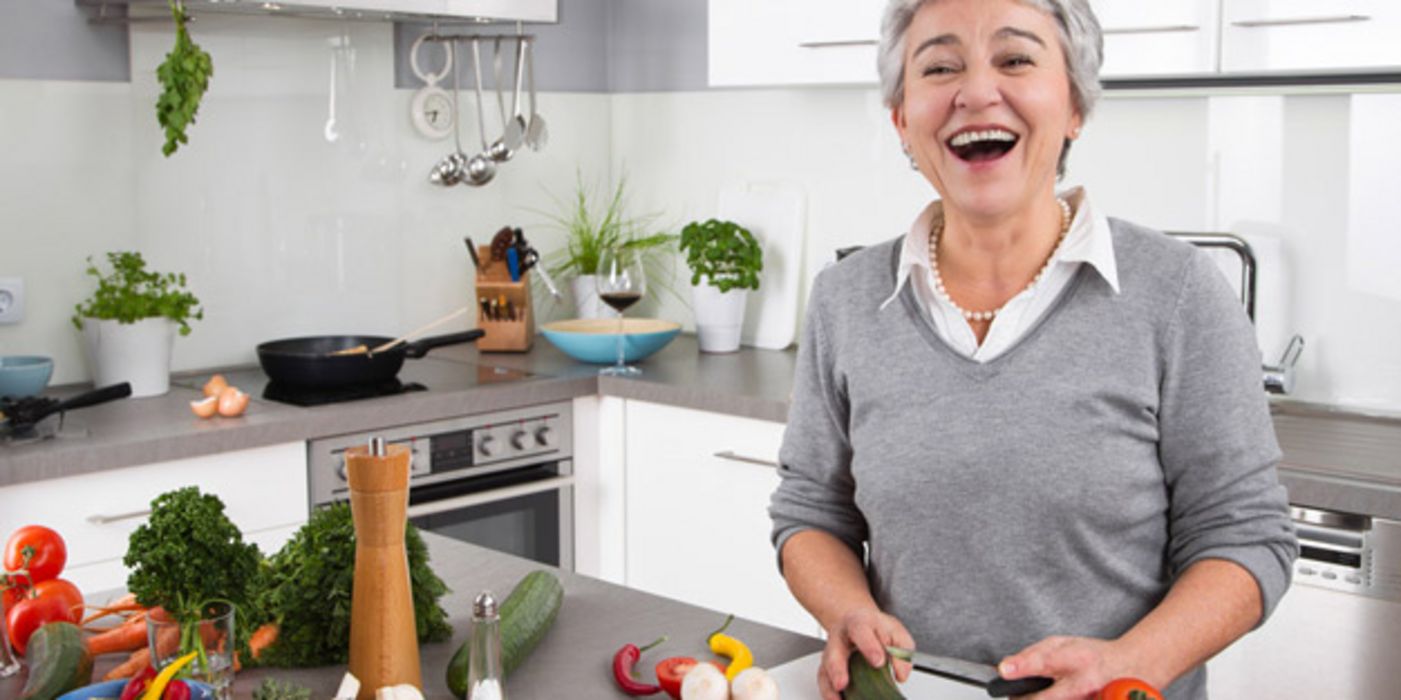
[403,330,485,358]
[55,383,133,412]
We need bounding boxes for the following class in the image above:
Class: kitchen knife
[887,646,1053,697]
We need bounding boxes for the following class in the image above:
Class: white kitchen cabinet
[0,442,308,592]
[1092,0,1219,78]
[709,0,883,88]
[623,401,821,638]
[1221,0,1401,74]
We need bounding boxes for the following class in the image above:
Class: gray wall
[395,0,707,93]
[0,0,130,81]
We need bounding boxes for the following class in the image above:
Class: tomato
[655,657,725,700]
[1098,678,1165,700]
[6,594,70,655]
[33,578,84,623]
[4,525,67,583]
[2,583,28,613]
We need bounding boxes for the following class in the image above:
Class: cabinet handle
[87,509,152,525]
[1102,24,1200,36]
[713,451,779,469]
[405,475,574,519]
[798,39,878,49]
[1232,15,1370,29]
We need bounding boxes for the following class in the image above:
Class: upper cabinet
[81,0,558,24]
[1220,0,1401,74]
[710,0,1401,89]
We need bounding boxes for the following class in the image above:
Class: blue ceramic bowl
[541,318,681,365]
[58,679,215,700]
[0,355,54,397]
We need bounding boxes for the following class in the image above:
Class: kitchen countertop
[3,334,1401,519]
[0,533,826,699]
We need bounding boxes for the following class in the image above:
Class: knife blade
[887,646,1053,697]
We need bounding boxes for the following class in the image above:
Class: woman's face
[892,0,1081,219]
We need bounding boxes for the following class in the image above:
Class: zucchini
[19,622,93,700]
[841,651,905,700]
[446,570,564,698]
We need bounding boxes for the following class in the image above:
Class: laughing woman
[768,1,1297,699]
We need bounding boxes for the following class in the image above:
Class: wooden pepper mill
[346,437,422,699]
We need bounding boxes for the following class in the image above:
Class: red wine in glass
[600,291,642,313]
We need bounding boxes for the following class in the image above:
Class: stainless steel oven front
[307,401,573,570]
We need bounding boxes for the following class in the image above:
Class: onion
[681,662,730,700]
[731,667,778,700]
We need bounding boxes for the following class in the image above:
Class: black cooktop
[261,379,427,407]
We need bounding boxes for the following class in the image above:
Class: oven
[307,401,573,570]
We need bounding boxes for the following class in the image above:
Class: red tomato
[3,525,67,583]
[6,594,70,655]
[2,583,28,613]
[1098,678,1165,700]
[655,657,725,700]
[33,578,84,623]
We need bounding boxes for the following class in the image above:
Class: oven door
[406,462,574,571]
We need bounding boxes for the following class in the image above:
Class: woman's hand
[997,636,1139,700]
[817,607,916,700]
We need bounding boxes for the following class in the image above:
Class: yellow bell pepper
[706,614,754,681]
[141,651,200,700]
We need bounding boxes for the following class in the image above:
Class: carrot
[248,623,278,660]
[86,618,148,656]
[104,625,179,680]
[81,593,144,626]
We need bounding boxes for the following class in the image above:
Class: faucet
[1168,232,1304,394]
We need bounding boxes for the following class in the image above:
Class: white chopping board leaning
[717,181,806,350]
[765,652,989,700]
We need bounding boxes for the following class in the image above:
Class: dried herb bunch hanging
[156,0,213,156]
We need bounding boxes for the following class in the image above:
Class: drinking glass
[595,247,646,376]
[147,602,236,700]
[0,602,19,678]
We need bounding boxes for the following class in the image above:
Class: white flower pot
[692,284,748,353]
[571,274,608,320]
[82,317,175,397]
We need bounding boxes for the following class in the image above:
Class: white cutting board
[717,182,806,350]
[767,652,989,700]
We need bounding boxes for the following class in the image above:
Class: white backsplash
[1,14,1398,410]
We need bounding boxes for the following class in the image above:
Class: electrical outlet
[0,277,25,324]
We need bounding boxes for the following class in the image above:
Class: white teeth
[949,129,1018,148]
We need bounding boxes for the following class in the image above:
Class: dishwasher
[1207,505,1401,697]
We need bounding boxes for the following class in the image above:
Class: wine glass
[595,246,646,376]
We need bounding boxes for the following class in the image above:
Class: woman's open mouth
[946,128,1019,163]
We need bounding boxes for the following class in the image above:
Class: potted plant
[71,251,203,397]
[539,174,674,319]
[679,219,762,353]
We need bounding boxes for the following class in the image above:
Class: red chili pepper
[612,635,668,696]
[118,665,158,700]
[162,679,192,700]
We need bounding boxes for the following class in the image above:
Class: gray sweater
[770,219,1297,699]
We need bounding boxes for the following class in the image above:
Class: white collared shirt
[879,187,1120,362]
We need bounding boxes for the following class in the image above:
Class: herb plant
[123,487,263,662]
[156,0,213,157]
[679,219,763,293]
[539,173,675,278]
[71,251,203,336]
[254,502,452,668]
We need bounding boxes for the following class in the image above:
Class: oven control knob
[478,435,499,458]
[534,426,554,447]
[510,430,529,450]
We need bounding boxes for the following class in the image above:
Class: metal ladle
[525,37,547,151]
[486,37,517,164]
[428,41,464,186]
[464,38,496,187]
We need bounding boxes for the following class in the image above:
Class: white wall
[611,87,1401,411]
[0,15,612,385]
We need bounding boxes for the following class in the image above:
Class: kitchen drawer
[0,442,308,574]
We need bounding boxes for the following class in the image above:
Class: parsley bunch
[123,487,263,646]
[156,0,213,157]
[254,503,452,668]
[679,219,764,293]
[71,251,203,336]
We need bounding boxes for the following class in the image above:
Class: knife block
[345,443,422,699]
[474,245,534,353]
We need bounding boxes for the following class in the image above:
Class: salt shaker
[466,591,505,700]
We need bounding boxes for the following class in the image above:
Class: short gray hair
[877,0,1104,174]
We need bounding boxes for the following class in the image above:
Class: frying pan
[0,382,133,439]
[256,331,484,388]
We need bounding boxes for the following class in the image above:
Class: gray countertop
[3,334,1401,519]
[0,534,824,699]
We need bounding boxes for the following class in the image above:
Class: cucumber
[841,652,905,700]
[19,622,94,700]
[446,570,564,698]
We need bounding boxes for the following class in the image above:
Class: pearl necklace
[929,197,1072,323]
